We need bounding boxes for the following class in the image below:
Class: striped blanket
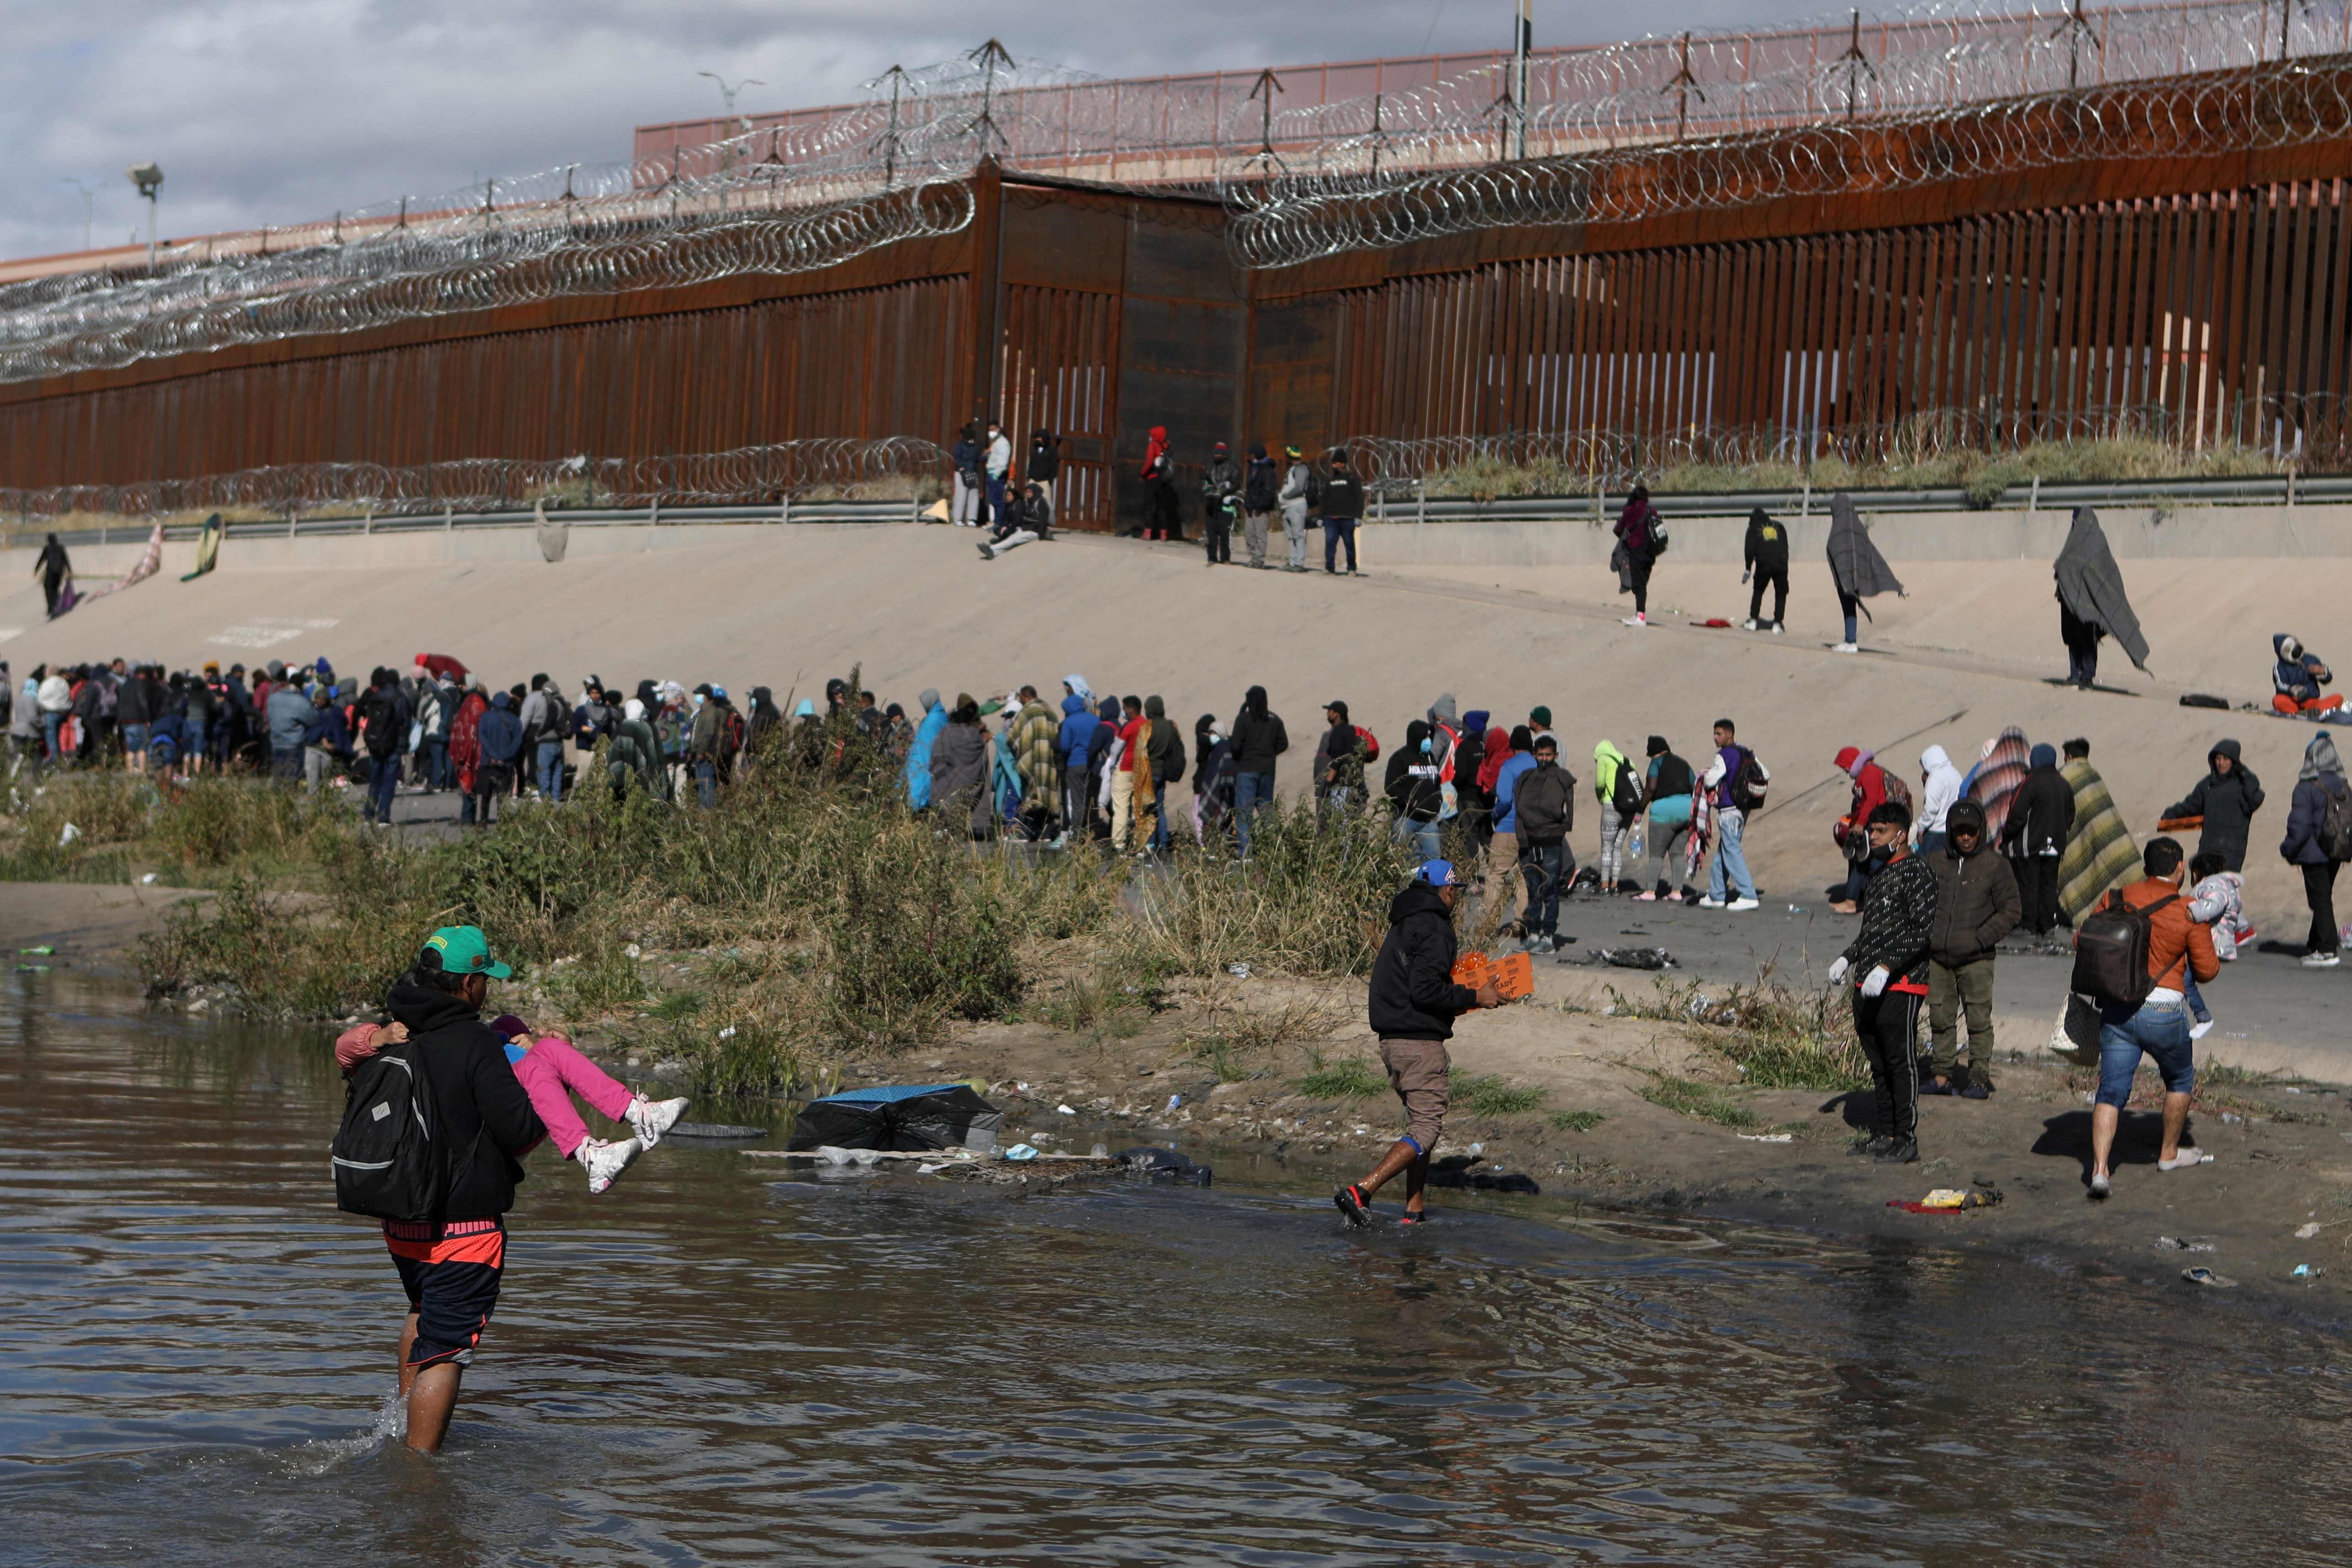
[1964,727,2031,846]
[2058,759,2141,921]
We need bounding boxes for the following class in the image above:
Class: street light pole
[57,178,97,252]
[696,70,765,136]
[126,163,163,271]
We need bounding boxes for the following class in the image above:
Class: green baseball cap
[420,924,511,980]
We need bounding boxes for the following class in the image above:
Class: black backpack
[2071,890,2178,1008]
[1305,469,1326,507]
[360,689,400,758]
[1728,747,1769,812]
[2321,781,2352,862]
[331,1041,451,1222]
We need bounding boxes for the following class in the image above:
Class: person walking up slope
[1612,486,1664,627]
[1829,802,1939,1164]
[1741,506,1790,632]
[1825,494,1904,652]
[1335,862,1502,1227]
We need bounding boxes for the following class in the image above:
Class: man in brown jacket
[1926,798,2021,1098]
[2088,836,2220,1199]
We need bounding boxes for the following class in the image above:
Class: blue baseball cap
[1416,859,1461,887]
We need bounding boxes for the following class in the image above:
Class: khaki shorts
[1379,1037,1451,1153]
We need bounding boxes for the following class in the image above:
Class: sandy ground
[914,954,2352,1315]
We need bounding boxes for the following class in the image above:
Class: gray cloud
[0,0,1763,261]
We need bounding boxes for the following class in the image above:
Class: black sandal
[1333,1185,1372,1227]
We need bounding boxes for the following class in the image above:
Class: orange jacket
[2112,876,2221,991]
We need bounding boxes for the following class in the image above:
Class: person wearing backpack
[1311,700,1364,812]
[1828,746,1901,912]
[2280,732,2352,968]
[1241,443,1281,569]
[358,667,411,828]
[1278,445,1315,573]
[1612,485,1666,627]
[1697,718,1767,911]
[2083,838,2219,1198]
[1827,800,1939,1164]
[354,927,549,1452]
[1592,740,1643,894]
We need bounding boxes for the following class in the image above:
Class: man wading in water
[1335,861,1501,1226]
[382,927,545,1452]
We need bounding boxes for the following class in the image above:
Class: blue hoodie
[1492,750,1537,833]
[905,695,947,808]
[1057,693,1099,769]
[476,692,523,763]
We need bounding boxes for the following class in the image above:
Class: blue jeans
[367,755,400,822]
[1839,590,1860,645]
[2096,997,2194,1107]
[42,712,61,760]
[695,760,717,808]
[1520,839,1569,937]
[426,738,449,790]
[185,719,205,764]
[536,740,564,801]
[1323,518,1358,572]
[1233,771,1274,854]
[122,723,149,761]
[1708,806,1755,900]
[1394,815,1441,860]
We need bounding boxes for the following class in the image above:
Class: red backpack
[1354,725,1381,764]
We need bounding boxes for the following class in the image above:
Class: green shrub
[1639,1074,1758,1128]
[1455,1073,1546,1116]
[1550,1109,1606,1132]
[1297,1053,1388,1100]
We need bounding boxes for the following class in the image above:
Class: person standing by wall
[1140,426,1179,540]
[951,423,982,527]
[1025,429,1060,517]
[984,420,1013,525]
[1319,451,1364,576]
[1278,445,1315,573]
[1200,441,1239,566]
[1241,443,1279,570]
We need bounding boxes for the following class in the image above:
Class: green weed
[1455,1073,1546,1116]
[1297,1054,1389,1100]
[1550,1109,1607,1132]
[1639,1074,1759,1128]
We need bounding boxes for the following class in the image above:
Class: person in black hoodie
[1742,506,1791,633]
[378,926,546,1452]
[1228,685,1288,855]
[2000,742,2075,935]
[1025,429,1060,516]
[1335,862,1501,1226]
[2162,738,2264,873]
[1386,718,1443,858]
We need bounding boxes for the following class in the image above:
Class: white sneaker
[628,1094,689,1147]
[577,1136,644,1195]
[1621,616,1646,627]
[1727,896,1761,911]
[2303,952,2341,968]
[1741,618,1760,631]
[1771,623,1785,636]
[1697,895,1727,909]
[1831,641,1860,654]
[2188,1019,2215,1041]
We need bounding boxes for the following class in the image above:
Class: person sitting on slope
[2272,634,2342,716]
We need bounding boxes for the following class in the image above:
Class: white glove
[1861,965,1890,997]
[1827,956,1851,985]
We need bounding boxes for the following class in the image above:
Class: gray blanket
[2054,507,2149,671]
[1825,493,1904,615]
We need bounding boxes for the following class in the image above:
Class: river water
[6,974,2351,1567]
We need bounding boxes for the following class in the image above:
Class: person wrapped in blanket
[2273,634,2342,716]
[1827,800,1939,1165]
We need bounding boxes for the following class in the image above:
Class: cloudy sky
[0,0,1769,262]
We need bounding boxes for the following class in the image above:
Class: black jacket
[1385,750,1441,822]
[2002,761,2076,858]
[1231,690,1288,776]
[385,979,546,1222]
[1842,850,1939,985]
[1367,883,1479,1041]
[1311,722,1361,796]
[1027,438,1060,483]
[1322,472,1367,520]
[1743,508,1790,574]
[1927,805,2021,966]
[2163,739,2265,873]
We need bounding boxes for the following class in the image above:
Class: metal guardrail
[1365,470,2352,522]
[14,498,919,551]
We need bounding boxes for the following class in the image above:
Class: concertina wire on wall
[0,437,952,525]
[0,0,2344,384]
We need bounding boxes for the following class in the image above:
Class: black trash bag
[787,1083,1002,1152]
[1598,945,1675,970]
[1119,1146,1213,1186]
